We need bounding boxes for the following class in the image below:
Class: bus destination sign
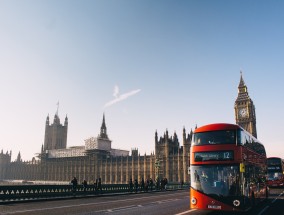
[194,151,234,162]
[267,166,281,170]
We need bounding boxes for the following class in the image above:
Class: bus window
[192,130,236,146]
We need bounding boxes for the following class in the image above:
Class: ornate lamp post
[155,158,160,180]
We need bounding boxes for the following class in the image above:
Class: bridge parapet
[0,183,189,203]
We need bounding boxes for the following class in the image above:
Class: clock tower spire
[234,71,257,138]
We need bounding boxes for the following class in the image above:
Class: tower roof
[238,71,246,88]
[236,71,250,101]
[101,113,106,129]
[53,114,60,124]
[99,113,109,139]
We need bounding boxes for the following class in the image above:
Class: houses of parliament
[0,73,257,184]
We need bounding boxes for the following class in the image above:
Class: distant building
[0,150,11,180]
[45,114,129,159]
[44,113,68,151]
[0,113,191,184]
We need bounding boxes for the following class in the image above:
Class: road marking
[258,205,269,215]
[104,199,179,213]
[105,204,143,213]
[272,198,277,204]
[156,198,180,204]
[0,194,188,214]
[271,192,283,204]
[175,209,197,215]
[257,191,284,215]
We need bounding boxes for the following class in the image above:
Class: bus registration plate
[208,205,221,209]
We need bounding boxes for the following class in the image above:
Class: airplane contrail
[104,86,141,108]
[113,85,119,98]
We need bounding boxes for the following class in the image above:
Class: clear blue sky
[1,0,284,161]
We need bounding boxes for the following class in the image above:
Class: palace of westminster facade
[0,74,257,184]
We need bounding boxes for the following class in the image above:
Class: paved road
[0,190,190,215]
[0,188,283,215]
[256,188,284,215]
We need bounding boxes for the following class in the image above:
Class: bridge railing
[0,183,188,203]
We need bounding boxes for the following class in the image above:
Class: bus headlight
[191,197,197,205]
[233,199,240,207]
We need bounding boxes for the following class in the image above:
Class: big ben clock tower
[234,72,257,138]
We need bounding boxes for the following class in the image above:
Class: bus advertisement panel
[190,123,268,212]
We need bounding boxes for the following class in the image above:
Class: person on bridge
[145,178,149,192]
[129,178,134,193]
[156,177,160,190]
[82,179,87,191]
[140,178,145,192]
[94,179,98,193]
[71,177,78,195]
[98,178,102,194]
[134,179,138,193]
[160,177,168,191]
[180,180,184,189]
[149,178,153,191]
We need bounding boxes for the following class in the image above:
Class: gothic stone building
[0,73,257,184]
[0,113,192,184]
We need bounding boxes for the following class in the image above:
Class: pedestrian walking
[129,178,134,193]
[94,179,98,193]
[134,179,138,193]
[149,178,153,191]
[82,179,87,191]
[140,178,145,192]
[98,177,102,193]
[71,176,78,195]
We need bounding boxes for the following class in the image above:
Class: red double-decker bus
[190,123,268,212]
[267,157,284,187]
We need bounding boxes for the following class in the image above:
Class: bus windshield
[192,130,236,145]
[268,172,283,181]
[191,165,240,197]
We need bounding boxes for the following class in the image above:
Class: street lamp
[155,158,160,180]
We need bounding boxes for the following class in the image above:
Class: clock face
[239,108,247,117]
